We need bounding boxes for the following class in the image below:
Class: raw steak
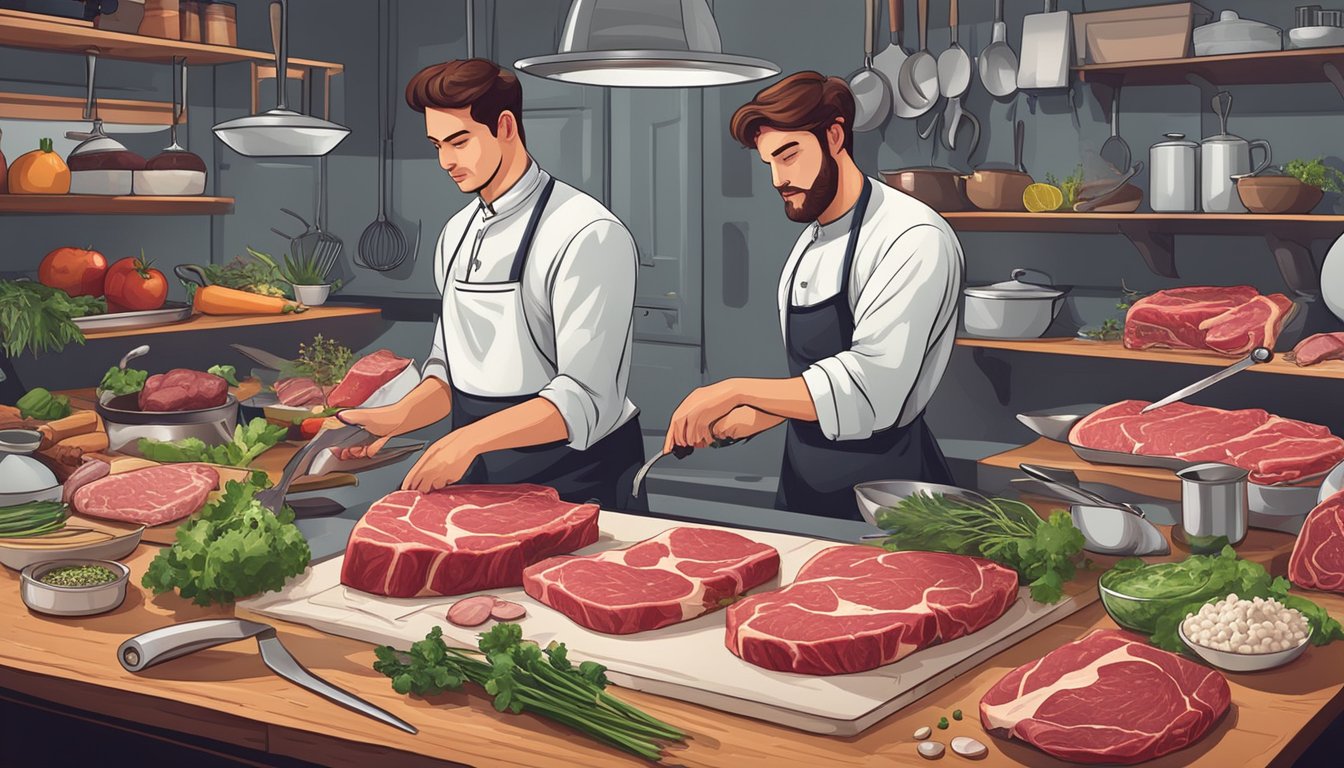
[1070,400,1344,485]
[979,629,1230,765]
[724,547,1018,676]
[523,527,781,634]
[1290,332,1344,367]
[341,484,599,597]
[327,349,412,408]
[138,369,229,412]
[1289,490,1344,593]
[71,464,219,525]
[274,377,327,407]
[1124,285,1292,356]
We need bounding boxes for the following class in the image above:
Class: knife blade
[1141,347,1272,414]
[631,436,750,498]
[256,630,417,734]
[230,343,295,372]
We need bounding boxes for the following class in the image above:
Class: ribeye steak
[341,484,599,597]
[72,464,219,525]
[1289,490,1344,593]
[980,629,1230,765]
[724,547,1018,675]
[327,349,412,408]
[523,527,781,634]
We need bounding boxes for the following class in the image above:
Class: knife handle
[119,619,271,673]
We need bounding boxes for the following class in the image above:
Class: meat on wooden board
[71,464,219,525]
[1070,400,1344,485]
[340,484,599,598]
[523,527,781,635]
[1124,285,1293,356]
[1289,490,1344,593]
[724,547,1018,675]
[1289,332,1344,367]
[979,629,1230,765]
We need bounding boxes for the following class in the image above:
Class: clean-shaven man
[664,71,964,519]
[342,59,645,511]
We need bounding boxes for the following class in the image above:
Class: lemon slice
[1023,183,1065,213]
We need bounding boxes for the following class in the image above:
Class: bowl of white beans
[1178,593,1312,672]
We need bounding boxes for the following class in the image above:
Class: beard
[778,153,839,223]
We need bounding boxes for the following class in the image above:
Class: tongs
[1014,463,1145,518]
[119,619,415,734]
[1141,346,1273,413]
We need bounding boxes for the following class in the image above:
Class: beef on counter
[979,629,1231,765]
[1289,490,1344,593]
[1124,285,1294,356]
[274,377,330,408]
[138,369,229,412]
[724,547,1018,676]
[523,527,781,635]
[1070,400,1344,485]
[340,484,599,598]
[71,464,219,525]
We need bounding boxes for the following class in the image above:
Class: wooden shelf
[941,212,1344,236]
[80,305,382,341]
[956,337,1344,381]
[0,195,234,215]
[0,13,343,71]
[981,438,1181,501]
[1074,46,1344,88]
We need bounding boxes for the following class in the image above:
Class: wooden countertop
[3,516,1343,766]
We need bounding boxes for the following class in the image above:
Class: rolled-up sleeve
[801,224,959,441]
[538,219,637,450]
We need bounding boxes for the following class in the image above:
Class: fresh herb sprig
[98,366,149,396]
[874,492,1085,604]
[137,417,287,467]
[285,334,355,388]
[1045,165,1086,210]
[0,280,104,357]
[1284,157,1344,193]
[374,624,686,761]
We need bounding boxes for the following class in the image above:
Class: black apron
[775,180,954,519]
[446,177,648,512]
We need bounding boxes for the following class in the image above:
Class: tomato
[103,255,168,312]
[38,246,106,297]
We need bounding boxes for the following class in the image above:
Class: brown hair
[730,71,855,156]
[405,59,526,144]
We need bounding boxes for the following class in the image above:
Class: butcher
[340,59,646,512]
[663,72,964,519]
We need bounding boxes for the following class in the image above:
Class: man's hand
[335,405,409,460]
[400,432,478,493]
[664,380,744,455]
[712,406,785,442]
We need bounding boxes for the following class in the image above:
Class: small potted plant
[1236,157,1344,214]
[278,249,340,307]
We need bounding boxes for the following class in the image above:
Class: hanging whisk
[356,0,413,271]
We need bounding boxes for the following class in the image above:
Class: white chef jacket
[778,179,964,442]
[422,162,640,451]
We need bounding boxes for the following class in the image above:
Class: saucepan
[964,120,1033,212]
[94,345,238,454]
[879,110,973,212]
[962,268,1068,339]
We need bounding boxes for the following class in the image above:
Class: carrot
[193,285,306,315]
[38,410,99,448]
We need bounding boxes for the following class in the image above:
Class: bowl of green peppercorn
[20,559,130,616]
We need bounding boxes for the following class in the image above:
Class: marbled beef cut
[327,349,411,408]
[341,484,599,597]
[1289,490,1344,593]
[523,527,780,634]
[1124,285,1293,356]
[138,368,228,412]
[980,629,1230,764]
[71,464,219,525]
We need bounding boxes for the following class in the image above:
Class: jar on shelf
[94,0,145,34]
[180,0,203,42]
[138,0,181,39]
[203,1,237,47]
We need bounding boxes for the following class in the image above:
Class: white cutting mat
[241,513,1091,735]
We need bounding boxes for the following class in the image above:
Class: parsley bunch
[374,624,686,761]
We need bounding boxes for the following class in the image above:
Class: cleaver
[1017,0,1072,90]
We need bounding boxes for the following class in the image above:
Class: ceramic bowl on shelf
[1236,176,1323,214]
[1288,26,1344,50]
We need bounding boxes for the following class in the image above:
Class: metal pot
[1150,133,1199,212]
[95,393,239,455]
[962,268,1068,339]
[879,167,970,211]
[965,169,1032,212]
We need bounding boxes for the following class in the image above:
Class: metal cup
[1297,5,1323,28]
[1321,9,1343,26]
[1177,463,1249,552]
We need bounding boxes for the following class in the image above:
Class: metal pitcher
[1201,92,1271,213]
[1150,133,1200,212]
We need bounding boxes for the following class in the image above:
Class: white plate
[1323,233,1344,324]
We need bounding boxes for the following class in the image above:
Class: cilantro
[137,417,287,467]
[141,473,310,606]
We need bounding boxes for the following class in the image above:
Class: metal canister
[1149,133,1200,212]
[1321,9,1343,26]
[1297,5,1323,28]
[1177,463,1249,552]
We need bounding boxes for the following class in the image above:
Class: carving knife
[231,343,294,372]
[1140,347,1273,413]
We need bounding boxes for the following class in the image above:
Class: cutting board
[241,513,1098,736]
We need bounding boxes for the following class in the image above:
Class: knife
[231,343,295,372]
[118,619,417,734]
[255,424,375,514]
[1140,346,1273,414]
[631,436,750,498]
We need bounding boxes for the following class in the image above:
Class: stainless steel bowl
[20,559,130,616]
[0,429,42,455]
[854,480,986,527]
[95,392,239,455]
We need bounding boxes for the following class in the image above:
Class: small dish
[1098,577,1211,634]
[20,558,130,617]
[0,428,42,455]
[1179,623,1311,672]
[0,523,144,571]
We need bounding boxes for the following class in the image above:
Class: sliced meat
[724,547,1018,676]
[1291,332,1344,367]
[274,377,326,408]
[340,484,599,598]
[447,596,498,627]
[61,457,111,504]
[523,527,781,635]
[327,349,412,408]
[490,600,527,621]
[138,369,229,412]
[71,464,219,525]
[1289,490,1344,593]
[980,629,1230,765]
